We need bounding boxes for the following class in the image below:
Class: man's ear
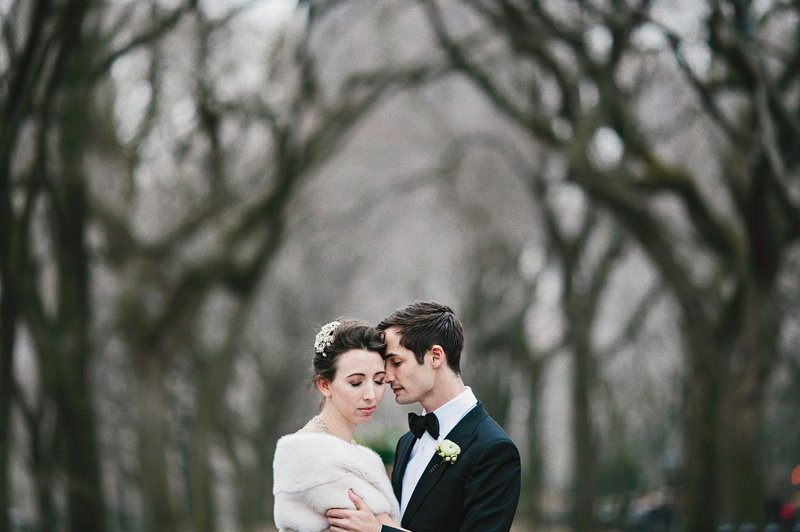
[316,376,332,397]
[429,345,446,369]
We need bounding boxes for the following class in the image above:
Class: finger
[326,509,347,518]
[348,488,365,510]
[327,517,347,530]
[329,520,354,532]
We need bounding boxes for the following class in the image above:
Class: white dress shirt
[400,387,478,517]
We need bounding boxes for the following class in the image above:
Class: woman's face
[320,348,386,427]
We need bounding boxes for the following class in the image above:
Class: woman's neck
[317,407,354,443]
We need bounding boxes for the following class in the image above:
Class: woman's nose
[364,383,376,399]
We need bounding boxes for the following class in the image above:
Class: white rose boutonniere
[435,439,461,464]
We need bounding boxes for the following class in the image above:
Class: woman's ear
[316,376,332,397]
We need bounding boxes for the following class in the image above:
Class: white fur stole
[273,432,399,532]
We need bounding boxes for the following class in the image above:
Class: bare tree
[0,0,157,528]
[2,0,439,529]
[419,1,800,529]
[446,136,663,528]
[461,235,551,526]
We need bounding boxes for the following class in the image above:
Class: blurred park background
[1,0,800,531]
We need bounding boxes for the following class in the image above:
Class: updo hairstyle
[312,319,386,384]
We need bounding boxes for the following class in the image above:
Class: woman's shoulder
[274,428,341,457]
[276,418,379,457]
[274,437,383,494]
[275,428,381,462]
[274,426,385,482]
[294,415,328,435]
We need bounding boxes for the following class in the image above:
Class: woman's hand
[326,490,381,532]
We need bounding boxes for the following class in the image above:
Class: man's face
[383,326,435,405]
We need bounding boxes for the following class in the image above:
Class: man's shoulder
[469,409,518,453]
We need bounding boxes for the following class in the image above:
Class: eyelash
[350,380,385,387]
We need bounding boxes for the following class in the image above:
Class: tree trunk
[55,373,106,531]
[136,356,181,531]
[721,376,764,525]
[52,207,107,531]
[683,335,721,532]
[233,460,263,532]
[572,340,596,532]
[239,372,295,530]
[54,199,107,530]
[719,284,777,525]
[519,367,544,528]
[0,163,18,532]
[31,417,58,532]
[234,439,277,531]
[55,31,107,529]
[188,397,215,532]
[0,230,16,532]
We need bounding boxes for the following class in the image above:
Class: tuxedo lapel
[401,404,488,526]
[392,433,415,499]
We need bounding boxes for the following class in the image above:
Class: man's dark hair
[377,301,464,374]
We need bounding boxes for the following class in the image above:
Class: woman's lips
[360,406,376,415]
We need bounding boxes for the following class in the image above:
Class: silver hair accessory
[314,321,340,357]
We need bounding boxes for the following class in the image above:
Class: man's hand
[326,489,381,532]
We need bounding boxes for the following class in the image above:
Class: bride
[272,319,401,532]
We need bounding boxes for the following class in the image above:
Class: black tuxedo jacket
[389,403,521,532]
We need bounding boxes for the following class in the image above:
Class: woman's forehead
[337,348,384,369]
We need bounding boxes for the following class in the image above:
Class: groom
[327,301,521,531]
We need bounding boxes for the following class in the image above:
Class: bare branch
[660,25,754,146]
[570,158,707,327]
[422,0,561,146]
[634,155,743,262]
[89,0,197,80]
[598,280,665,360]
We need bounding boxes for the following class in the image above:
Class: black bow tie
[408,412,440,439]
